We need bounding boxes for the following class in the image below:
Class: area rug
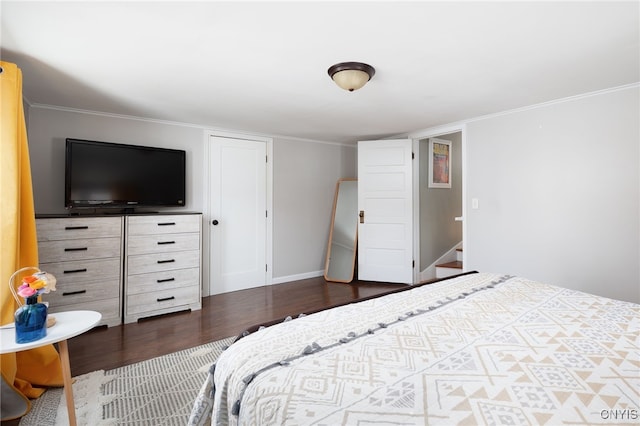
[19,336,235,426]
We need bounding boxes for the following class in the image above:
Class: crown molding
[464,82,640,125]
[27,102,355,147]
[406,82,640,139]
[28,82,637,148]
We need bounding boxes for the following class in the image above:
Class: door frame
[201,129,273,296]
[409,123,467,284]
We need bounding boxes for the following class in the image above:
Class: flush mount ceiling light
[327,62,375,92]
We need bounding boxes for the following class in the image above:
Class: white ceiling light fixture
[328,62,375,92]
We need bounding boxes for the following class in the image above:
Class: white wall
[272,138,356,280]
[27,108,205,214]
[465,86,639,303]
[26,106,355,287]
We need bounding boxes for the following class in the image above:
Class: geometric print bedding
[188,273,640,425]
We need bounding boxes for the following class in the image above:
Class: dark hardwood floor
[67,276,403,376]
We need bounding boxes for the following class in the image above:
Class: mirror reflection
[324,178,358,283]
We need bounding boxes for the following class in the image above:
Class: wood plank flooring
[66,276,403,376]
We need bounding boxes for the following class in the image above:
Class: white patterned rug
[19,336,235,426]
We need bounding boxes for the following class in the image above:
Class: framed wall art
[428,138,451,188]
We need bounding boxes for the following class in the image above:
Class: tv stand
[39,211,199,218]
[35,216,124,327]
[35,213,202,326]
[123,213,202,323]
[113,209,159,215]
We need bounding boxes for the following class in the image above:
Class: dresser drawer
[126,284,200,316]
[126,233,199,256]
[127,250,200,275]
[44,278,120,307]
[127,214,200,236]
[127,267,200,295]
[48,297,121,328]
[41,258,121,283]
[37,217,122,241]
[39,237,121,263]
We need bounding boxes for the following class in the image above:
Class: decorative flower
[17,272,56,299]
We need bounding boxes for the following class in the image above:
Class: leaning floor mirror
[324,178,358,283]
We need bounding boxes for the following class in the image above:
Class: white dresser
[36,216,123,327]
[124,213,202,323]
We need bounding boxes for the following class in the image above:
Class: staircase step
[436,260,463,269]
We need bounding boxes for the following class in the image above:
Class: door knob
[212,219,219,225]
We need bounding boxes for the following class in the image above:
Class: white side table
[0,310,101,426]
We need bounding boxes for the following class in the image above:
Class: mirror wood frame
[324,178,358,283]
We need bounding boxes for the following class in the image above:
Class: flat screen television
[65,138,186,211]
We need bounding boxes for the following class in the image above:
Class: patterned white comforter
[189,272,640,425]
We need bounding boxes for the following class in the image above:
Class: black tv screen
[65,138,186,210]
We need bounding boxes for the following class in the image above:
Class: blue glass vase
[14,296,47,343]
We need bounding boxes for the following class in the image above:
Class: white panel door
[209,136,266,294]
[358,139,413,283]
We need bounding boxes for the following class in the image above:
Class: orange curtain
[0,61,63,420]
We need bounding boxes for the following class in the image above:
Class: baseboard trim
[272,270,324,285]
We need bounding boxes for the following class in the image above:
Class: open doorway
[417,131,463,281]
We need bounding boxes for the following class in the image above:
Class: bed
[188,272,639,425]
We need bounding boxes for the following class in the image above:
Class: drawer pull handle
[157,296,175,302]
[64,247,88,252]
[157,277,175,283]
[65,226,89,230]
[63,268,87,274]
[62,290,87,296]
[158,222,176,226]
[157,241,175,245]
[157,259,175,264]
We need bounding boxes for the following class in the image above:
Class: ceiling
[1,1,638,144]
